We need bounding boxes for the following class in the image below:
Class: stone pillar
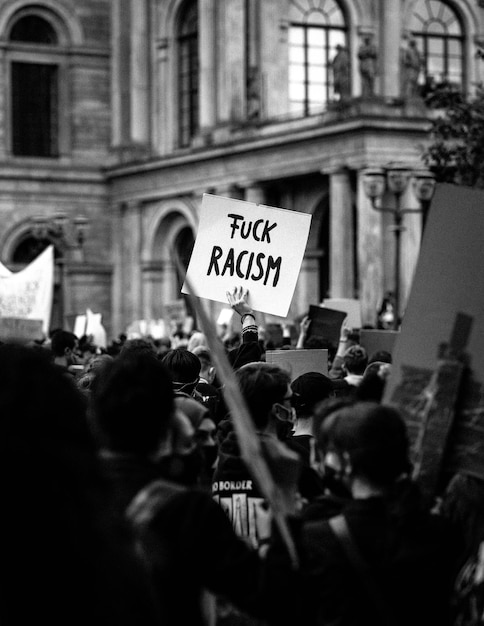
[291,253,320,319]
[154,37,172,154]
[329,168,354,298]
[141,261,164,320]
[399,186,423,317]
[244,182,265,205]
[130,0,150,144]
[218,0,245,123]
[380,0,401,98]
[123,200,144,325]
[111,0,131,146]
[356,170,384,326]
[160,259,179,307]
[199,0,217,132]
[111,201,125,336]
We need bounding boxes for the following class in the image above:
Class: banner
[0,246,54,335]
[182,194,312,317]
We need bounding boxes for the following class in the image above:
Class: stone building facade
[0,0,483,339]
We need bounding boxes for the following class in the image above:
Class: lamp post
[31,212,89,330]
[362,165,436,330]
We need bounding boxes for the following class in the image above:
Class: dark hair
[162,348,201,384]
[90,352,174,454]
[291,372,334,416]
[50,329,78,357]
[317,402,410,488]
[343,345,368,375]
[368,350,392,365]
[119,338,156,359]
[235,362,291,430]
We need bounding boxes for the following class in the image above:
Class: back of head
[91,352,174,455]
[368,350,392,365]
[162,348,201,391]
[291,371,334,416]
[236,362,290,430]
[50,329,78,357]
[343,345,368,375]
[318,401,410,488]
[119,338,156,359]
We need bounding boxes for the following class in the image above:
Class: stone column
[199,0,217,133]
[244,182,265,205]
[141,261,164,320]
[123,200,144,326]
[356,170,384,326]
[130,0,150,144]
[329,168,355,298]
[111,0,131,146]
[218,0,245,123]
[380,0,401,98]
[111,201,125,337]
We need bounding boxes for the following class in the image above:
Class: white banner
[0,246,54,335]
[182,194,312,317]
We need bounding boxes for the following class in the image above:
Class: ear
[272,403,287,423]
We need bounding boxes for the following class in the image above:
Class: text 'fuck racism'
[207,213,282,287]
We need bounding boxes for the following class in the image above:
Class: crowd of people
[0,286,482,626]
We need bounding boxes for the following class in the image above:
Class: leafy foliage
[422,81,484,188]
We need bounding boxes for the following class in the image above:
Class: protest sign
[384,184,484,493]
[359,329,399,359]
[266,349,328,381]
[306,305,346,350]
[0,317,43,342]
[164,299,187,322]
[0,246,54,335]
[182,194,312,317]
[322,298,362,329]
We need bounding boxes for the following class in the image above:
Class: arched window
[7,12,62,157]
[408,0,464,90]
[177,1,199,147]
[288,0,347,116]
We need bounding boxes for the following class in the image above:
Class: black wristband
[240,312,255,324]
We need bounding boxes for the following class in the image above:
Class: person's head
[153,336,171,357]
[161,348,201,395]
[90,352,175,455]
[50,330,79,366]
[368,350,392,365]
[119,338,157,359]
[192,346,216,384]
[290,372,335,418]
[187,331,207,353]
[316,401,410,494]
[343,345,368,375]
[235,362,293,435]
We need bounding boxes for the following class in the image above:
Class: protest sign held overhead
[0,245,54,335]
[182,194,312,317]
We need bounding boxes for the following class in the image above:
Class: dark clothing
[265,494,459,626]
[212,428,267,548]
[286,434,326,502]
[127,479,264,626]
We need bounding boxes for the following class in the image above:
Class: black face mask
[156,449,203,487]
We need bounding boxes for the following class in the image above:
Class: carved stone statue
[331,44,351,100]
[401,38,422,99]
[358,35,378,97]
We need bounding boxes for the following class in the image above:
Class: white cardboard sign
[182,194,312,317]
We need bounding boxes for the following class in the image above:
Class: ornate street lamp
[362,165,436,329]
[30,212,89,329]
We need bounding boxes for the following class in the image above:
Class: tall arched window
[288,0,347,116]
[408,0,464,89]
[8,13,62,157]
[177,1,199,147]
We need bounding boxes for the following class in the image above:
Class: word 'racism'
[207,213,281,287]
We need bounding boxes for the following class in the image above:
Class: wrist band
[240,312,255,324]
